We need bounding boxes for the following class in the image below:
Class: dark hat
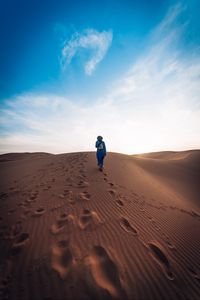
[97,135,103,140]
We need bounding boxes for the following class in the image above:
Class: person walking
[95,136,106,171]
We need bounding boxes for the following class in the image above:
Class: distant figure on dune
[95,136,106,171]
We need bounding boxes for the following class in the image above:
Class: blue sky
[0,0,200,154]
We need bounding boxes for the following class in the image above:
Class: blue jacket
[95,140,106,155]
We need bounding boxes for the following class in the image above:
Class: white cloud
[60,29,113,75]
[1,4,200,154]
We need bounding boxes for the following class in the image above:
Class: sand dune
[0,150,200,300]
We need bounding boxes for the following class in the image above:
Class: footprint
[29,193,38,200]
[0,192,9,200]
[64,191,75,205]
[51,215,69,234]
[59,194,65,199]
[43,186,51,191]
[78,210,92,230]
[25,198,35,204]
[148,242,174,280]
[18,201,24,207]
[68,198,76,205]
[33,207,45,216]
[61,190,74,202]
[87,246,125,299]
[78,209,101,230]
[78,192,91,201]
[0,259,13,298]
[10,221,22,238]
[63,189,72,196]
[139,207,145,212]
[51,240,75,279]
[119,217,137,235]
[108,189,116,196]
[77,174,85,180]
[188,267,200,281]
[11,233,29,255]
[82,191,91,199]
[68,213,76,225]
[81,173,87,178]
[59,213,68,220]
[163,236,175,250]
[77,181,89,188]
[23,209,32,216]
[116,200,123,207]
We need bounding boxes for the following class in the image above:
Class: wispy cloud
[107,3,200,109]
[0,3,200,154]
[60,29,113,75]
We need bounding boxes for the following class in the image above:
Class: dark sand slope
[0,150,200,300]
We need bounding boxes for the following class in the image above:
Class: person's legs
[96,151,101,166]
[99,152,104,170]
[96,151,104,169]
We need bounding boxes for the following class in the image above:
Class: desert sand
[0,150,200,300]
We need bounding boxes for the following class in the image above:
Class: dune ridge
[0,150,200,300]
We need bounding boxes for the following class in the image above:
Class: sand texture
[0,150,200,300]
